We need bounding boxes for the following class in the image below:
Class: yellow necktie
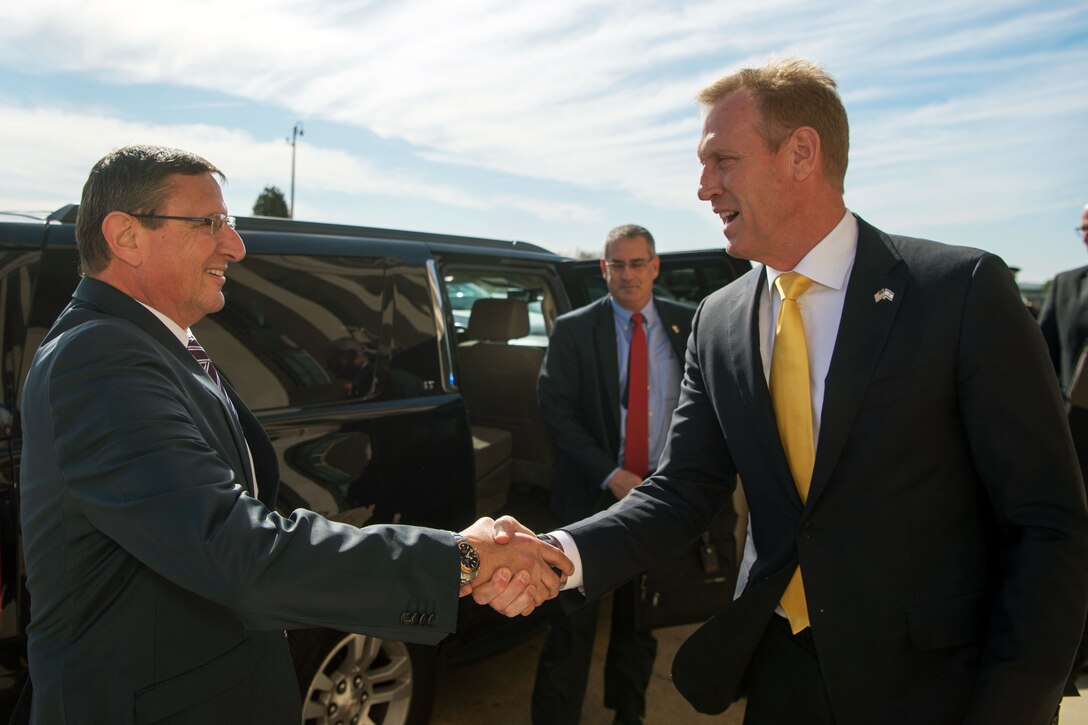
[770,272,815,634]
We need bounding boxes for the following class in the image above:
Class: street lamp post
[288,122,304,218]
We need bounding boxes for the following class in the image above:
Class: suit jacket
[18,278,459,724]
[563,217,1088,724]
[1039,264,1088,391]
[538,295,693,523]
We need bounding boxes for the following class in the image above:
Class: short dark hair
[697,57,849,193]
[603,224,656,258]
[76,145,223,275]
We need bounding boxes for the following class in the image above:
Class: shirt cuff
[549,530,584,591]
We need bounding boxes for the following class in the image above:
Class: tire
[290,629,437,725]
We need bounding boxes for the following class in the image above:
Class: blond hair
[697,57,849,192]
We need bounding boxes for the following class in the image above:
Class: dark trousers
[531,580,657,724]
[743,615,836,725]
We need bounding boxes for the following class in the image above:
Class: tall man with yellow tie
[479,58,1088,724]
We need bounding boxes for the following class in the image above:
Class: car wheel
[291,629,436,725]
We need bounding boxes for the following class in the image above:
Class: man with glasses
[531,224,707,724]
[16,145,570,723]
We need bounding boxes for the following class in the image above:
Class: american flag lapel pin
[874,288,895,303]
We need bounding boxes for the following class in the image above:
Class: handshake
[457,516,575,617]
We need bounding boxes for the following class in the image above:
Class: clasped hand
[459,516,573,617]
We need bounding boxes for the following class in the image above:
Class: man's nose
[697,165,719,201]
[220,226,246,261]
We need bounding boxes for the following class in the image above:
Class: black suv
[0,206,748,724]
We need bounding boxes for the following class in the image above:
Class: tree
[253,186,290,217]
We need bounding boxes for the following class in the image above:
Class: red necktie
[624,312,649,478]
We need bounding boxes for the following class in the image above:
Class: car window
[0,251,40,442]
[200,254,439,409]
[575,257,740,308]
[444,268,558,347]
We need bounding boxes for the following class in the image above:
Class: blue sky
[1,0,1085,283]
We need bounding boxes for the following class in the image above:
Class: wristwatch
[453,534,479,585]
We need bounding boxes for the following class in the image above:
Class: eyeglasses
[130,213,237,235]
[1077,225,1088,238]
[604,257,654,271]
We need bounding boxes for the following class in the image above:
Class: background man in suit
[1038,201,1088,684]
[1040,203,1088,483]
[532,225,696,724]
[479,59,1088,724]
[17,145,569,724]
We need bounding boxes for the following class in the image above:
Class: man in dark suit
[1038,202,1088,684]
[17,145,569,724]
[479,59,1088,724]
[1040,203,1088,482]
[532,225,696,724]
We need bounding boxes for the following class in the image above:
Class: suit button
[800,522,814,538]
[400,612,412,625]
[410,612,421,625]
[427,613,438,626]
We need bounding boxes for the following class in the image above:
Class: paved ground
[432,597,1088,724]
[432,597,734,724]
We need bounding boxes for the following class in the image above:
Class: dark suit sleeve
[538,313,619,487]
[957,255,1088,722]
[39,321,459,642]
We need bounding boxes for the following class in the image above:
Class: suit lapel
[71,278,258,495]
[807,218,908,509]
[726,270,794,486]
[655,300,691,360]
[594,298,622,439]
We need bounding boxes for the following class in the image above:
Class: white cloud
[0,103,604,225]
[0,0,1086,279]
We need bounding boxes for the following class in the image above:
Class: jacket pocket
[907,591,988,651]
[134,638,255,723]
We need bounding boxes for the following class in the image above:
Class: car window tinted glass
[200,254,386,409]
[578,259,738,308]
[0,251,41,440]
[385,263,443,398]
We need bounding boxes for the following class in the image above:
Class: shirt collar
[765,211,858,293]
[136,300,192,347]
[609,295,657,327]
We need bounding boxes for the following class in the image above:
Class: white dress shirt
[734,211,857,596]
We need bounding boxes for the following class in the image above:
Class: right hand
[459,516,573,616]
[606,469,643,500]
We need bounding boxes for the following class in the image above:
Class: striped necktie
[187,335,238,419]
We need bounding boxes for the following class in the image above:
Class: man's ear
[788,126,821,182]
[101,211,142,268]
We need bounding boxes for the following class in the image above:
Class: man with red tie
[532,225,703,724]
